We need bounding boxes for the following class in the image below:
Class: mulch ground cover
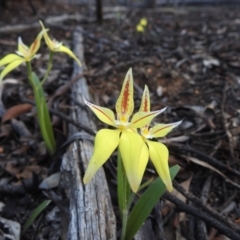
[1,1,240,239]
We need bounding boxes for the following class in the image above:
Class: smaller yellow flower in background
[0,30,45,80]
[136,25,144,33]
[136,17,148,33]
[39,21,81,67]
[83,68,165,192]
[140,18,147,27]
[139,85,182,192]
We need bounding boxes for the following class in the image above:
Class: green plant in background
[136,17,148,33]
[23,200,51,233]
[0,21,81,154]
[83,68,181,239]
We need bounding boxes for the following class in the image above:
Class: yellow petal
[151,120,182,138]
[136,25,144,32]
[39,21,52,49]
[0,54,22,67]
[140,18,147,26]
[83,98,116,127]
[29,29,45,56]
[56,45,81,67]
[130,107,167,128]
[146,140,172,192]
[83,129,120,183]
[119,131,147,193]
[17,37,29,55]
[0,59,25,81]
[139,85,150,112]
[115,68,134,117]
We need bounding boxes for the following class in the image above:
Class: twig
[195,176,212,240]
[173,181,240,234]
[163,192,240,240]
[0,14,92,33]
[21,99,96,136]
[170,143,240,177]
[221,83,236,163]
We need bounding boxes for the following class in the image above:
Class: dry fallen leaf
[2,104,32,123]
[0,124,11,138]
[16,165,42,179]
[5,161,21,176]
[182,155,240,190]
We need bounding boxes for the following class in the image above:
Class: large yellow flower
[139,85,182,191]
[39,21,81,67]
[83,68,165,192]
[0,30,45,80]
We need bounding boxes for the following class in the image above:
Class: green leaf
[31,72,56,154]
[117,151,130,217]
[125,165,180,240]
[23,200,51,233]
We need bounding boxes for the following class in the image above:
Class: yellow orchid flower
[136,17,148,33]
[39,21,81,67]
[139,85,182,192]
[0,31,45,80]
[140,18,147,27]
[136,25,144,33]
[83,68,166,192]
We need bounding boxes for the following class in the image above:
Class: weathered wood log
[60,27,116,240]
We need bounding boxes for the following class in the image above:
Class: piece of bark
[134,219,156,240]
[60,27,116,240]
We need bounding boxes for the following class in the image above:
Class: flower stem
[40,51,54,87]
[120,209,128,240]
[26,61,34,88]
[117,151,130,240]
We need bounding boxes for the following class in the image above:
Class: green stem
[117,151,130,240]
[40,51,54,87]
[26,61,34,88]
[120,209,128,240]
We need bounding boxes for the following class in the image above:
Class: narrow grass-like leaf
[31,72,56,154]
[117,151,130,217]
[23,200,51,233]
[125,165,180,240]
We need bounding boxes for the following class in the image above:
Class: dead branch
[60,27,116,240]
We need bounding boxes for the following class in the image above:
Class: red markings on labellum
[121,75,131,113]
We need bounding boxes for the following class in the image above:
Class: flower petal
[83,129,121,183]
[130,107,167,128]
[0,54,23,67]
[115,68,134,117]
[0,59,25,81]
[17,37,29,55]
[136,25,144,32]
[39,21,51,45]
[140,18,147,26]
[56,45,81,67]
[83,98,116,127]
[151,120,182,138]
[139,85,150,112]
[29,30,45,56]
[146,140,172,192]
[119,131,147,193]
